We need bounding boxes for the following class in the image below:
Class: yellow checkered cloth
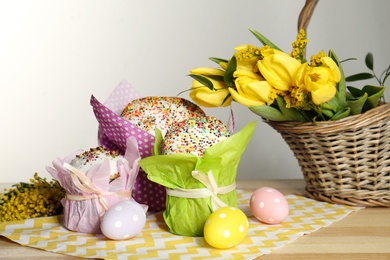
[0,190,360,259]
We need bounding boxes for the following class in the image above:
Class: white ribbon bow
[166,170,236,211]
[63,163,132,212]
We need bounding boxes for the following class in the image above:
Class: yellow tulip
[320,56,341,83]
[234,44,262,72]
[229,72,273,107]
[310,83,337,105]
[233,69,264,81]
[190,80,232,107]
[257,48,301,91]
[190,67,225,76]
[294,58,340,105]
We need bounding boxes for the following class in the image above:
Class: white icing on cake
[70,147,123,180]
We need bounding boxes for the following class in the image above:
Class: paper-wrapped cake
[46,137,141,234]
[90,81,209,212]
[139,120,256,237]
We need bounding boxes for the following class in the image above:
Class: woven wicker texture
[266,103,390,207]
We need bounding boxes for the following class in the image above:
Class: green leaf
[275,96,307,122]
[221,93,232,106]
[347,86,364,97]
[321,95,341,112]
[345,72,374,82]
[330,107,351,120]
[362,85,386,96]
[346,85,385,114]
[383,71,390,85]
[153,128,163,156]
[188,74,214,90]
[321,108,334,118]
[248,28,282,51]
[345,91,355,100]
[209,57,228,65]
[249,105,287,121]
[224,56,237,87]
[340,57,357,63]
[365,52,374,71]
[346,92,368,115]
[328,50,346,104]
[206,75,224,82]
[362,85,385,111]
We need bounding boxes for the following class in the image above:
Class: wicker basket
[265,103,390,207]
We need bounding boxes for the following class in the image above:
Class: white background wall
[1,0,389,183]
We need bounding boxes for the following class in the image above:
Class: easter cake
[47,137,141,234]
[161,116,231,156]
[121,96,206,136]
[70,146,123,183]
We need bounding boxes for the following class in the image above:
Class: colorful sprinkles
[120,96,206,136]
[161,116,231,157]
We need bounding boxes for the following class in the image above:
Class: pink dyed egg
[249,187,289,224]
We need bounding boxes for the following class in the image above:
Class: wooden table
[1,179,390,259]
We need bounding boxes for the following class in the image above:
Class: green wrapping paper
[139,121,256,237]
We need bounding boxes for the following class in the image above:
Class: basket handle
[298,0,319,32]
[297,0,319,60]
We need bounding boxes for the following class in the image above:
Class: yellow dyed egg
[204,207,248,249]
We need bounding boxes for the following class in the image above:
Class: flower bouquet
[185,0,390,207]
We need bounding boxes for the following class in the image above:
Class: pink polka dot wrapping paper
[0,190,361,260]
[90,80,166,212]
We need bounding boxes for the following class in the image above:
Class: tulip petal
[229,88,265,106]
[257,52,301,91]
[189,74,214,90]
[190,67,225,76]
[233,70,264,81]
[190,82,232,108]
[311,84,336,105]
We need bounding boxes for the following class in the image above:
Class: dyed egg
[204,207,248,249]
[100,200,146,240]
[250,187,289,224]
